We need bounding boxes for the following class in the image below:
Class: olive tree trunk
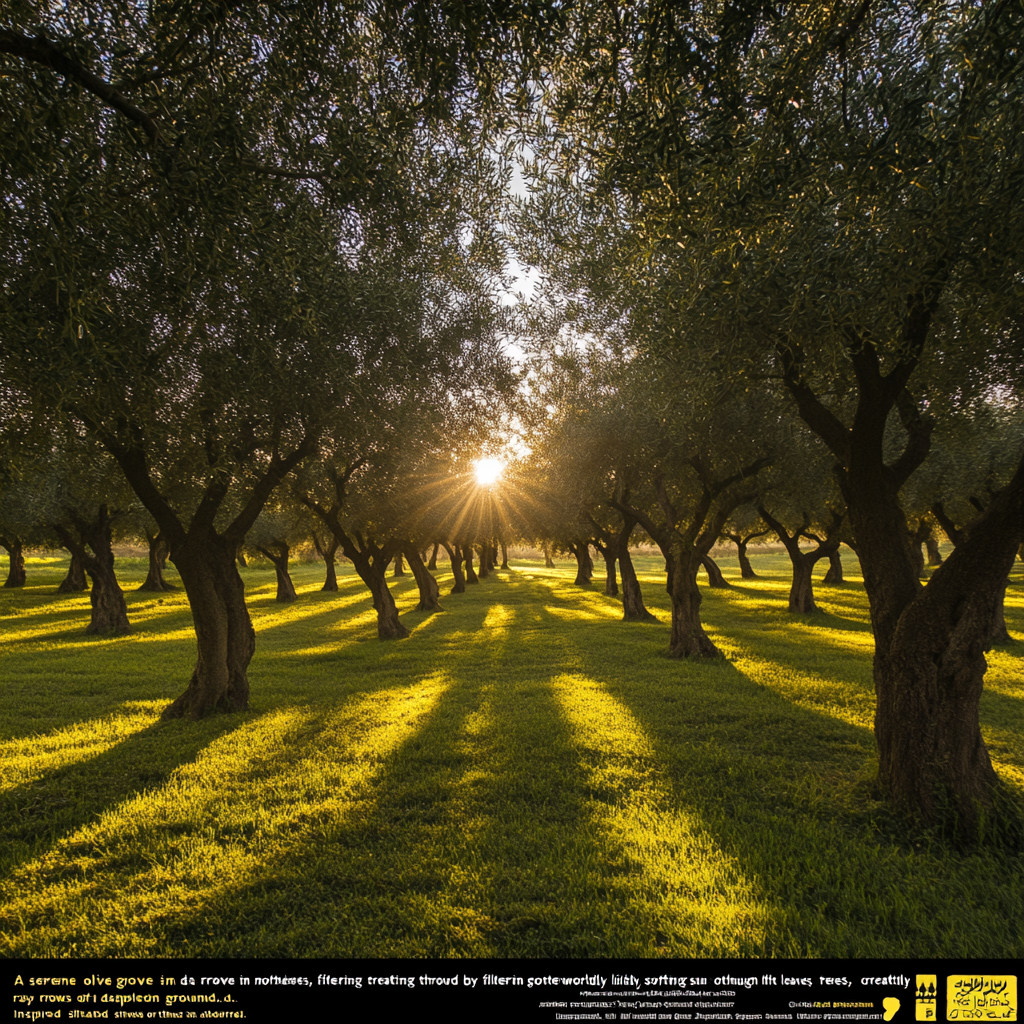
[1,535,26,588]
[257,542,297,603]
[405,545,443,612]
[443,541,466,594]
[138,531,177,592]
[700,554,730,588]
[166,539,254,718]
[56,551,88,593]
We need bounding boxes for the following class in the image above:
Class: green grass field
[1,550,1021,958]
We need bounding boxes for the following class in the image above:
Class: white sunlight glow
[473,457,504,486]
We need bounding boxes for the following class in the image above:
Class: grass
[0,549,1021,958]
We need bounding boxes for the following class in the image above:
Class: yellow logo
[947,976,1017,1022]
[917,976,937,1021]
[884,998,901,1021]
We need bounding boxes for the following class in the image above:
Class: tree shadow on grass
[0,713,246,883]
[147,604,760,957]
[567,635,1024,958]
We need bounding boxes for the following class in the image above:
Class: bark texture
[56,551,88,593]
[257,541,298,603]
[700,554,730,588]
[783,329,1024,833]
[138,531,178,591]
[166,539,253,718]
[1,536,26,588]
[443,541,466,593]
[406,545,443,612]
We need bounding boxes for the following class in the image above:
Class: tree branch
[0,29,161,144]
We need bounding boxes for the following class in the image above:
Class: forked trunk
[620,547,656,623]
[312,531,340,592]
[406,546,443,612]
[56,552,88,593]
[258,544,297,603]
[823,550,844,584]
[1,536,26,588]
[701,554,730,588]
[667,547,722,658]
[848,450,1024,834]
[443,542,466,594]
[165,540,253,719]
[138,532,177,592]
[55,508,131,635]
[427,542,439,570]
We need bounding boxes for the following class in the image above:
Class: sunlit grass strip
[0,702,164,793]
[551,673,771,956]
[0,675,449,957]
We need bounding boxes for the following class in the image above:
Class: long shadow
[84,592,680,956]
[568,632,1023,957]
[0,713,246,882]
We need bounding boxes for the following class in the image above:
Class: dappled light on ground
[0,677,448,956]
[0,701,164,793]
[551,673,771,955]
[0,552,1021,956]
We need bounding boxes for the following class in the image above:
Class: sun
[473,457,504,486]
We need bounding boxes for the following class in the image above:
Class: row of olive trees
[0,1,521,718]
[511,0,1024,833]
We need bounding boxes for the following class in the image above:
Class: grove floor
[0,550,1021,957]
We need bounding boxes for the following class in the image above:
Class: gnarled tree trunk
[392,553,406,577]
[56,551,88,593]
[166,538,253,718]
[476,543,489,579]
[570,542,592,587]
[443,542,466,594]
[1,535,26,588]
[138,530,177,592]
[667,547,721,657]
[620,546,657,623]
[406,546,443,612]
[55,507,131,635]
[822,550,844,584]
[500,540,509,569]
[427,542,440,570]
[542,541,555,568]
[257,542,297,603]
[700,553,730,588]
